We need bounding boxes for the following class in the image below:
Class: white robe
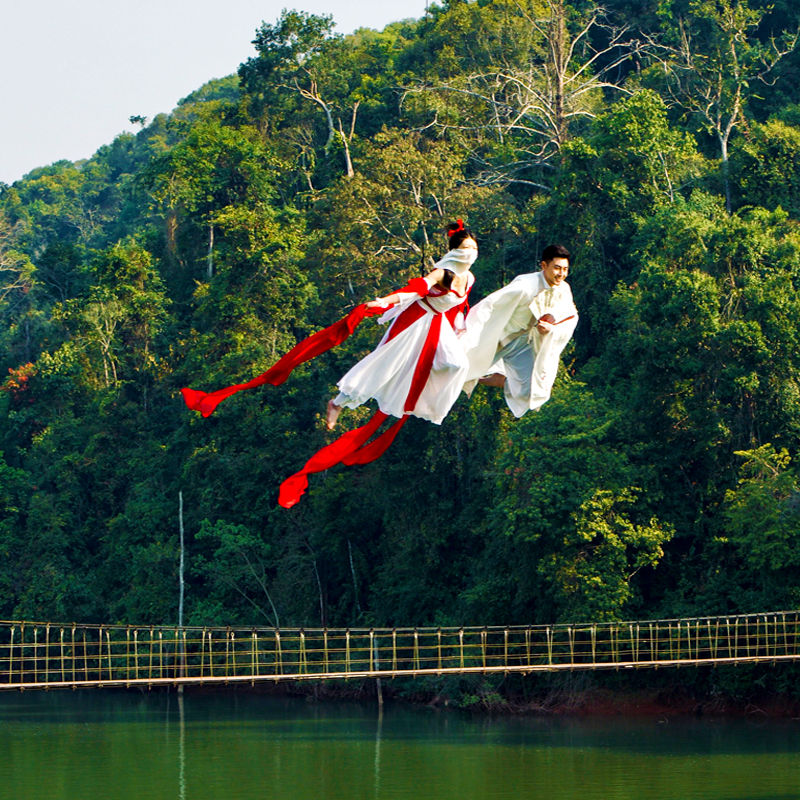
[462,272,578,417]
[334,276,474,425]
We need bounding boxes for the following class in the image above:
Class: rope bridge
[2,611,799,691]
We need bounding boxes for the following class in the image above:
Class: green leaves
[48,241,170,391]
[488,378,671,621]
[731,119,800,215]
[545,489,673,622]
[1,1,800,634]
[242,10,337,83]
[723,445,800,572]
[193,519,280,627]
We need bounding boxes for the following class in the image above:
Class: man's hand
[536,313,555,335]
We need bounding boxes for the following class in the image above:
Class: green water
[1,691,798,800]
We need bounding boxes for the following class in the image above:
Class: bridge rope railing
[1,610,799,690]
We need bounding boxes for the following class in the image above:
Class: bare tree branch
[403,1,647,185]
[0,215,34,308]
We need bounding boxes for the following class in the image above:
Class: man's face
[541,257,569,286]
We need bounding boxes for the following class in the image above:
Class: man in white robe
[462,244,578,417]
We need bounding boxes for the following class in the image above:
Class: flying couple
[182,221,578,507]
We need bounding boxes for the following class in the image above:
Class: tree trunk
[721,137,732,215]
[207,223,214,279]
[338,119,355,178]
[552,0,568,147]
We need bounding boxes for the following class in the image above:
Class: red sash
[181,303,386,417]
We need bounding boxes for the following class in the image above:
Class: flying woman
[181,221,477,507]
[326,221,477,429]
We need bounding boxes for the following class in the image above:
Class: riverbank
[181,666,800,720]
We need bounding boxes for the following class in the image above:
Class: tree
[489,378,672,622]
[730,117,800,215]
[138,120,280,276]
[723,444,800,571]
[192,520,281,627]
[406,0,646,186]
[239,11,361,182]
[716,444,800,611]
[0,213,48,370]
[648,0,799,211]
[544,488,673,621]
[51,241,170,394]
[0,212,34,312]
[591,195,800,552]
[305,129,469,315]
[536,89,707,346]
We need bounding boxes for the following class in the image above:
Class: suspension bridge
[2,610,799,691]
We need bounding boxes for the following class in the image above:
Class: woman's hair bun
[446,219,475,249]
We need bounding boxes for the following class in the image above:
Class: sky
[0,0,430,186]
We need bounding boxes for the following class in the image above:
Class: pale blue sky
[0,0,429,185]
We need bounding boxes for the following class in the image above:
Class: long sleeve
[527,313,578,410]
[462,273,542,384]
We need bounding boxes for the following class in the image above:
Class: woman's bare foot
[478,373,506,388]
[326,398,342,430]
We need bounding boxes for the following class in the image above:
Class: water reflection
[374,699,383,799]
[178,692,186,800]
[0,691,799,800]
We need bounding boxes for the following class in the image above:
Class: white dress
[334,274,475,425]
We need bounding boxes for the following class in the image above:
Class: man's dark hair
[541,244,570,264]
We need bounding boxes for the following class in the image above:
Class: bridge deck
[1,611,798,690]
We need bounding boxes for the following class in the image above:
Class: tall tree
[405,0,645,186]
[239,11,362,183]
[648,0,799,211]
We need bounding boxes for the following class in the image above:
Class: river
[1,690,798,799]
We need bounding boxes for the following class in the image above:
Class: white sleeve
[462,277,536,383]
[526,315,579,411]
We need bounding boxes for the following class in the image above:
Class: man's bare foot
[478,373,506,388]
[326,398,342,430]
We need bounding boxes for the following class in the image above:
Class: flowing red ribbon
[181,276,438,418]
[279,411,413,507]
[279,411,391,508]
[181,303,385,417]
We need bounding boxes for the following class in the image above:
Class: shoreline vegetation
[184,667,800,719]
[2,1,800,706]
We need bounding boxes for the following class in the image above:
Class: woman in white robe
[277,222,479,508]
[327,223,478,428]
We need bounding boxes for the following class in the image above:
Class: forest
[2,0,800,677]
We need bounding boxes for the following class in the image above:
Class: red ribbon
[181,303,385,417]
[405,277,430,297]
[342,416,409,466]
[184,276,470,507]
[279,411,412,507]
[182,276,440,418]
[279,411,389,507]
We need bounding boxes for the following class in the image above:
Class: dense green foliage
[2,0,800,636]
